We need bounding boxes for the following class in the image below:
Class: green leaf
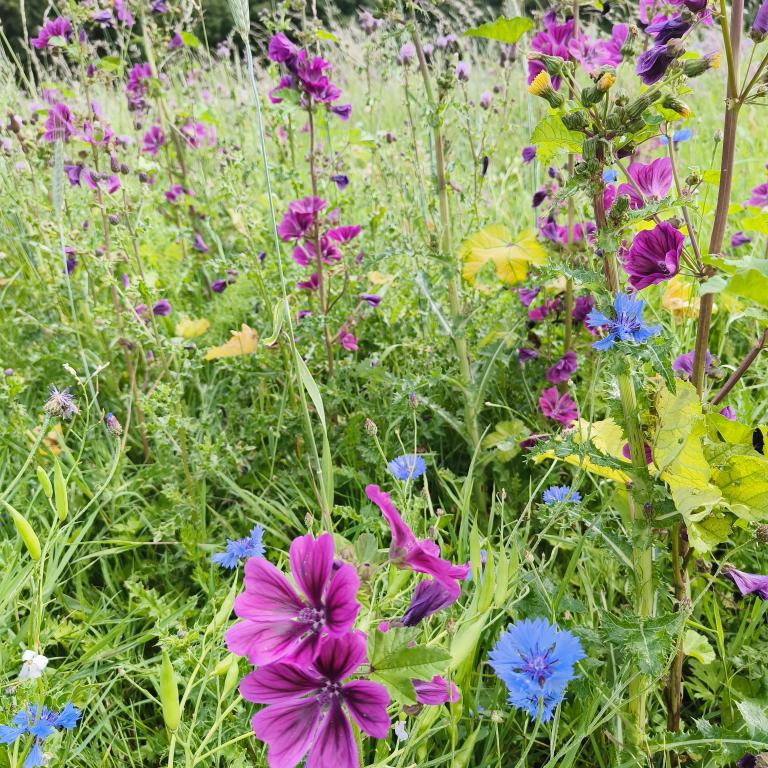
[723,257,768,308]
[316,29,339,42]
[463,17,534,44]
[531,115,584,163]
[683,629,715,665]
[706,443,768,521]
[368,628,451,704]
[180,31,200,47]
[737,699,768,739]
[601,611,683,675]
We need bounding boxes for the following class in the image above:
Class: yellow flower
[662,276,700,320]
[597,72,615,92]
[709,52,721,69]
[528,71,551,97]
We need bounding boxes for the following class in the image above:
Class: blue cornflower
[586,293,660,351]
[602,168,618,183]
[387,454,427,481]
[542,485,582,505]
[0,704,81,768]
[660,127,693,145]
[211,524,265,569]
[488,618,584,722]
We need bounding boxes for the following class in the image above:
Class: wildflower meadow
[2,0,768,765]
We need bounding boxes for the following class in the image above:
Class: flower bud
[624,88,662,121]
[561,110,589,130]
[581,85,605,107]
[528,71,564,108]
[36,466,53,498]
[159,651,181,732]
[4,502,42,561]
[662,95,692,117]
[527,52,565,79]
[682,52,720,77]
[756,524,768,543]
[364,418,378,436]
[596,71,616,92]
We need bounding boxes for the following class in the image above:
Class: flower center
[316,681,343,707]
[517,646,557,688]
[298,606,326,631]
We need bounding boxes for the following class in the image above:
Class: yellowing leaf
[368,271,393,286]
[483,420,525,461]
[460,226,545,290]
[175,317,210,339]
[683,629,715,665]
[662,276,700,320]
[204,324,258,360]
[706,443,768,521]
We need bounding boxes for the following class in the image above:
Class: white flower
[394,721,408,741]
[19,650,48,680]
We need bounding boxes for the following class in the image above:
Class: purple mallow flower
[672,349,712,379]
[43,103,73,142]
[331,174,349,190]
[636,41,683,85]
[546,351,577,384]
[539,387,578,426]
[168,31,184,50]
[225,532,360,665]
[587,294,660,350]
[751,0,768,40]
[622,221,683,291]
[608,157,673,210]
[412,676,460,705]
[522,146,537,164]
[31,17,73,49]
[152,299,171,316]
[622,441,653,464]
[723,567,768,600]
[239,632,389,768]
[746,182,768,209]
[529,13,574,90]
[142,125,165,155]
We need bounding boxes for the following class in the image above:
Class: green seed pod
[561,110,589,131]
[53,459,68,522]
[581,85,605,108]
[36,466,53,499]
[624,88,661,121]
[212,579,239,631]
[160,651,181,732]
[213,654,235,676]
[582,137,598,161]
[222,656,240,698]
[4,502,42,561]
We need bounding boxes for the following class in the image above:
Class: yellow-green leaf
[460,226,545,290]
[683,629,715,665]
[531,115,584,163]
[464,17,533,44]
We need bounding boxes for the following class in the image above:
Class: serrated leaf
[601,611,683,675]
[463,16,534,44]
[738,700,768,738]
[460,226,546,290]
[531,115,584,163]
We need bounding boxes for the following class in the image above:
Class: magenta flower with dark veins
[142,125,165,156]
[31,17,73,49]
[517,287,541,307]
[239,632,389,768]
[538,387,578,426]
[722,567,768,600]
[622,221,683,291]
[226,532,360,666]
[277,196,327,241]
[412,676,460,706]
[546,351,578,384]
[615,157,673,209]
[365,484,469,598]
[297,273,320,291]
[594,23,628,67]
[43,103,73,142]
[622,441,653,464]
[572,295,595,323]
[268,33,298,64]
[528,12,574,90]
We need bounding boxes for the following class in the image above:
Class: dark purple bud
[532,189,548,208]
[636,41,683,85]
[401,580,457,626]
[331,174,349,190]
[152,299,171,316]
[211,279,227,293]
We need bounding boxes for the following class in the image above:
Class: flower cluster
[0,704,80,768]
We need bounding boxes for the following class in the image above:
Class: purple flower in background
[193,233,209,253]
[65,248,77,274]
[43,103,73,142]
[239,632,389,768]
[731,231,751,248]
[114,0,134,26]
[672,349,712,378]
[164,184,188,203]
[539,387,578,426]
[126,63,152,112]
[746,182,768,208]
[331,174,349,190]
[480,91,492,109]
[358,10,383,34]
[455,61,470,81]
[31,17,73,49]
[226,532,360,665]
[646,15,691,44]
[616,157,673,209]
[360,293,381,307]
[268,33,298,63]
[723,567,768,600]
[622,221,683,290]
[751,0,768,40]
[519,347,538,363]
[522,146,537,164]
[297,273,320,291]
[546,351,578,384]
[572,295,594,323]
[211,280,227,293]
[168,31,184,50]
[339,329,358,351]
[150,0,168,12]
[532,189,548,208]
[719,406,737,420]
[435,33,457,49]
[152,299,171,316]
[412,676,460,705]
[636,42,683,85]
[398,42,416,65]
[595,23,628,67]
[277,196,326,241]
[529,13,574,90]
[517,287,541,307]
[622,441,653,464]
[330,104,352,120]
[402,579,457,626]
[142,125,165,155]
